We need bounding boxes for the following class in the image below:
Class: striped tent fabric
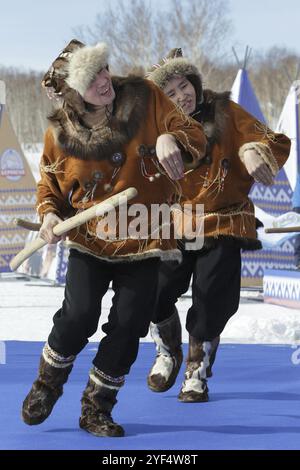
[0,80,36,272]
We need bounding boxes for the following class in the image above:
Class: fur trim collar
[48,76,151,161]
[66,43,109,96]
[194,89,231,148]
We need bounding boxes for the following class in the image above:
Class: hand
[39,213,64,244]
[243,149,274,186]
[156,134,184,180]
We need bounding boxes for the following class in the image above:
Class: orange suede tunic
[36,80,207,262]
[176,101,291,246]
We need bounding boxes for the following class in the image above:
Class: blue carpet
[0,341,300,450]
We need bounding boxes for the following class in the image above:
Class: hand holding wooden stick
[10,187,138,271]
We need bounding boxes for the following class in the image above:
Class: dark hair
[186,74,203,104]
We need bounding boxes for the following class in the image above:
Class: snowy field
[1,276,300,345]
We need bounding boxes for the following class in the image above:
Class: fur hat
[42,39,85,95]
[147,48,203,103]
[66,43,109,96]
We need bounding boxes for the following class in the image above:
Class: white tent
[276,81,300,192]
[230,51,296,285]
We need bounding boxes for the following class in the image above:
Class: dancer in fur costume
[146,48,291,402]
[22,41,207,437]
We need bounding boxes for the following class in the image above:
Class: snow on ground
[1,277,300,344]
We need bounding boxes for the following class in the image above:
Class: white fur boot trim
[181,370,206,393]
[149,322,170,356]
[150,354,174,380]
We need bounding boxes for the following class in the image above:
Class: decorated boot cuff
[90,367,125,390]
[42,342,76,368]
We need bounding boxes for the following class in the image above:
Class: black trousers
[48,249,159,377]
[153,239,241,341]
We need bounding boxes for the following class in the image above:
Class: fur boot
[79,367,125,437]
[22,343,75,425]
[206,336,220,378]
[178,335,219,403]
[147,309,183,392]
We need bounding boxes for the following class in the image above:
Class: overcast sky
[0,0,299,71]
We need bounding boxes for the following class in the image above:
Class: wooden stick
[13,218,41,231]
[265,226,300,234]
[10,187,138,271]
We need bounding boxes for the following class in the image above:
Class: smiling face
[83,68,115,107]
[163,76,196,115]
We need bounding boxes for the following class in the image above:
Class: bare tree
[249,47,300,127]
[205,62,237,92]
[0,67,50,143]
[74,0,233,81]
[165,0,233,80]
[75,0,157,74]
[2,2,299,145]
